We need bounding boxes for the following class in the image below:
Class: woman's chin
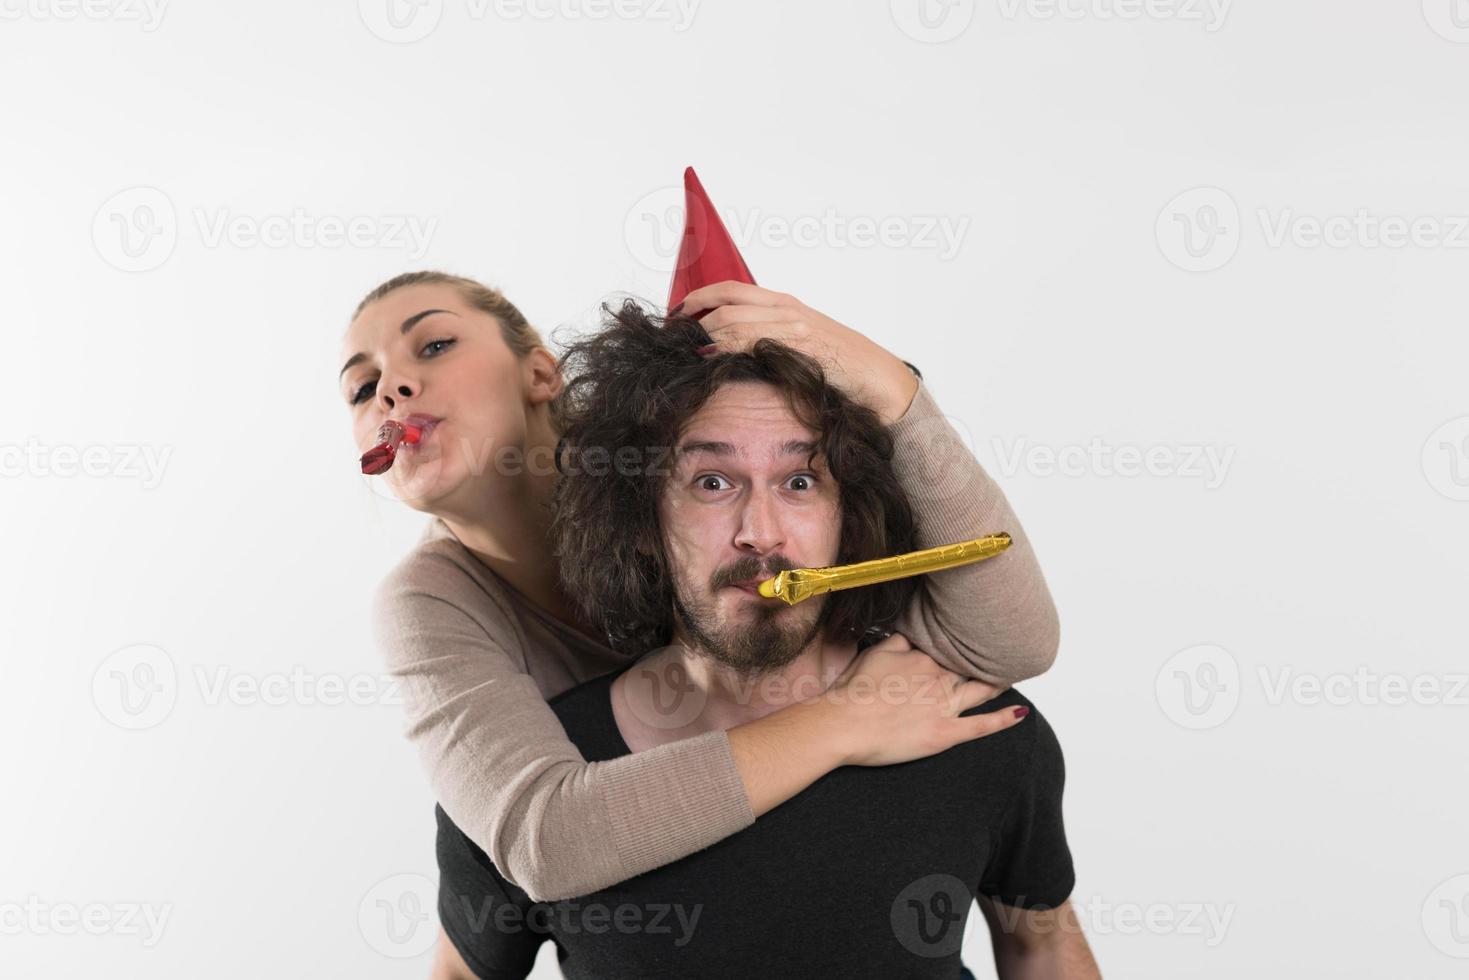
[387,464,460,512]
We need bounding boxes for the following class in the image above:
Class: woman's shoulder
[373,518,520,634]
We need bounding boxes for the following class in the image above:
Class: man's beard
[670,558,830,678]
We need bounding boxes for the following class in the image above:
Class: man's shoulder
[946,687,1063,776]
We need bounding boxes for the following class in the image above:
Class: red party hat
[666,167,756,315]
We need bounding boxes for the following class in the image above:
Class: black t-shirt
[436,670,1074,980]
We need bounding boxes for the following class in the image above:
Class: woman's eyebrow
[400,308,457,333]
[338,309,460,379]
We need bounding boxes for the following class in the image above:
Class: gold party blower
[756,533,1013,605]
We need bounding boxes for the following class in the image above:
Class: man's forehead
[675,384,821,460]
[674,435,821,463]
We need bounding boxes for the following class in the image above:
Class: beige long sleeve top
[371,378,1060,902]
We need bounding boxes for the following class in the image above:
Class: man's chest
[572,761,1003,944]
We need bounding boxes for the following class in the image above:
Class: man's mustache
[712,555,798,590]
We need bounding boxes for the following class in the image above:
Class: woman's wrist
[726,697,855,817]
[782,695,857,769]
[867,354,920,426]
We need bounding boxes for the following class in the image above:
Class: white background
[3,1,1468,977]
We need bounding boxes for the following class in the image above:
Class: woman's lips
[396,415,441,454]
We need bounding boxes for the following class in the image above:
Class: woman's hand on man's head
[679,281,921,426]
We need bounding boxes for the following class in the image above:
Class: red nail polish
[1012,706,1029,719]
[696,343,718,357]
[669,302,685,315]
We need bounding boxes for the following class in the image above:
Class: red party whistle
[360,419,422,476]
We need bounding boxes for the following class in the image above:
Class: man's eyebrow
[673,438,820,460]
[338,309,459,380]
[674,440,736,459]
[779,439,819,458]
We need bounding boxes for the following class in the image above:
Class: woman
[341,271,1060,913]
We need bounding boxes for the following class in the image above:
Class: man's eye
[421,338,455,357]
[696,475,730,492]
[350,379,377,406]
[786,474,816,492]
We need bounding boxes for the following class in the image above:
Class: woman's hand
[678,280,920,426]
[821,632,1027,767]
[725,632,1024,816]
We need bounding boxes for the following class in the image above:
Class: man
[431,303,1099,978]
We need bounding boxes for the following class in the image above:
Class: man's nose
[733,488,785,555]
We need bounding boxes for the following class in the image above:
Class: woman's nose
[377,381,414,412]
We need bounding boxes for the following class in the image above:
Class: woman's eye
[696,475,730,492]
[350,379,377,406]
[786,474,816,492]
[421,338,455,357]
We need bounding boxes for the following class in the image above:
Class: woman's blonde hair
[353,271,544,357]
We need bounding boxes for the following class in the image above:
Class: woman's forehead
[342,284,469,354]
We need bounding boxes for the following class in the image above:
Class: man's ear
[524,347,564,405]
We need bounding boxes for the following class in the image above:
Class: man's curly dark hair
[549,298,920,656]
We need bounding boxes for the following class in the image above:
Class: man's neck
[611,631,858,752]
